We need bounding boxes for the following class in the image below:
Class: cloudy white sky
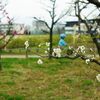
[5,0,76,26]
[3,0,99,26]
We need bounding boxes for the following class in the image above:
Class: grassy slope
[0,58,100,100]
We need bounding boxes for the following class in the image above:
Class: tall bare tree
[34,0,70,59]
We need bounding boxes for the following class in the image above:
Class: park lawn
[0,57,100,100]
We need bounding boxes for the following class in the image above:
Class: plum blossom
[45,51,48,53]
[7,16,10,19]
[52,48,61,57]
[89,48,93,52]
[96,74,100,82]
[8,20,11,24]
[24,41,29,49]
[37,59,43,64]
[13,30,18,35]
[46,42,50,47]
[86,59,90,64]
[48,48,50,51]
[38,44,41,47]
[76,46,85,54]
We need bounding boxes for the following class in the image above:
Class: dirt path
[1,55,41,58]
[1,55,99,58]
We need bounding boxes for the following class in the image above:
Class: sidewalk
[1,55,41,58]
[1,54,99,58]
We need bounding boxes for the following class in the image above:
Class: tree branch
[41,29,49,34]
[28,48,100,65]
[87,0,100,7]
[54,10,69,25]
[34,17,50,29]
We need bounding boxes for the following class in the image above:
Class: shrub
[3,34,95,49]
[65,35,73,43]
[52,35,60,45]
[28,37,42,46]
[7,38,25,49]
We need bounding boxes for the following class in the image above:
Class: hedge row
[0,35,93,49]
[6,35,60,49]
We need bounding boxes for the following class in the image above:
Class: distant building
[30,20,48,34]
[0,23,25,35]
[65,17,100,35]
[32,20,47,30]
[0,24,13,35]
[65,21,86,35]
[65,21,79,27]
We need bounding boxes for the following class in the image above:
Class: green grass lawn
[0,58,100,100]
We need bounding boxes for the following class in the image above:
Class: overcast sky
[4,0,99,26]
[5,0,76,26]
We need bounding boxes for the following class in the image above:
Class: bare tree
[34,0,70,59]
[71,0,100,56]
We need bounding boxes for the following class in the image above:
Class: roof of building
[65,21,79,26]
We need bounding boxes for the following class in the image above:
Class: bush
[2,34,95,49]
[6,35,50,49]
[7,38,25,49]
[0,41,4,47]
[28,37,42,46]
[52,35,60,45]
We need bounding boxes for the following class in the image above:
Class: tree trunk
[0,48,2,71]
[92,37,100,56]
[49,28,53,59]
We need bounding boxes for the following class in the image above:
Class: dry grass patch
[0,58,100,100]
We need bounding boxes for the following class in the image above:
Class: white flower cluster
[37,59,43,64]
[24,41,29,49]
[89,48,93,52]
[38,44,41,47]
[96,74,100,82]
[76,46,85,54]
[52,48,61,57]
[86,59,90,64]
[85,55,95,64]
[44,50,48,54]
[46,42,50,47]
